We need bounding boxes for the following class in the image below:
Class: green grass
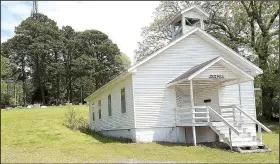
[1,106,279,163]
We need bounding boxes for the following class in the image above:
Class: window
[108,94,112,116]
[98,100,101,119]
[185,17,201,28]
[90,103,95,121]
[121,88,126,113]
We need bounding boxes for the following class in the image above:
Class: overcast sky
[1,1,159,63]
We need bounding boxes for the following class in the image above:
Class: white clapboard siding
[194,84,220,121]
[175,84,219,121]
[185,127,216,143]
[195,62,238,79]
[219,81,256,132]
[175,86,191,107]
[89,103,94,130]
[133,33,252,128]
[240,81,257,133]
[92,76,134,131]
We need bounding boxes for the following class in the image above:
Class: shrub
[64,106,89,131]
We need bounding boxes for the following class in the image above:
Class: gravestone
[41,106,47,108]
[27,105,33,108]
[33,104,41,108]
[17,106,23,109]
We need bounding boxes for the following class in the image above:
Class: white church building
[85,6,271,150]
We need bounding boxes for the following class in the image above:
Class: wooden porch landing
[176,122,210,126]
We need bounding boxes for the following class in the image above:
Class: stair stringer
[210,122,263,148]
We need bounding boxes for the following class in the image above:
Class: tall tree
[60,26,77,103]
[15,13,60,104]
[2,35,31,106]
[76,30,125,89]
[240,1,279,119]
[0,56,12,79]
[0,55,13,105]
[1,13,132,106]
[119,52,131,69]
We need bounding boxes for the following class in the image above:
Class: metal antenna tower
[31,1,38,16]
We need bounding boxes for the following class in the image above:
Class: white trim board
[167,56,254,87]
[188,57,254,80]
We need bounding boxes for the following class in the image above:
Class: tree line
[1,13,130,106]
[134,1,279,120]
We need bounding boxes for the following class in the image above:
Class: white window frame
[121,88,126,113]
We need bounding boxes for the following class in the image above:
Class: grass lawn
[1,106,279,163]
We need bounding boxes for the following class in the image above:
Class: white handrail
[207,106,240,135]
[175,106,209,124]
[234,105,272,133]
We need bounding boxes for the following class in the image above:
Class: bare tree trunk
[14,82,16,105]
[66,73,69,102]
[39,76,45,105]
[55,51,60,105]
[57,74,60,105]
[69,54,73,103]
[80,83,83,104]
[22,80,26,106]
[35,53,45,105]
[6,82,8,95]
[65,53,73,103]
[69,78,72,103]
[21,59,26,106]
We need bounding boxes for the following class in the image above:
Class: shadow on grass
[262,122,279,134]
[257,117,279,134]
[78,126,234,152]
[79,128,133,144]
[80,127,232,152]
[155,141,231,151]
[78,126,231,151]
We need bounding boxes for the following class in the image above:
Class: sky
[1,1,160,63]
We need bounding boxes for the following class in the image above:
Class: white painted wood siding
[91,76,134,131]
[239,81,257,134]
[175,84,220,121]
[133,33,255,128]
[175,86,191,107]
[89,103,94,130]
[195,62,238,79]
[219,81,256,134]
[194,84,220,121]
[185,127,216,143]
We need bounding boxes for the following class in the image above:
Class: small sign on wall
[209,74,224,79]
[204,99,211,103]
